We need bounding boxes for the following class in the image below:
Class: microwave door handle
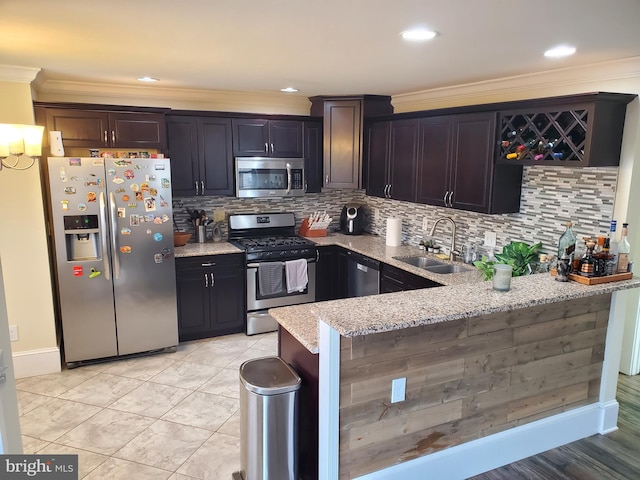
[286,162,292,195]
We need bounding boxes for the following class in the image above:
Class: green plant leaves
[473,241,542,279]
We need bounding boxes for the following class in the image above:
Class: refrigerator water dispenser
[63,215,101,261]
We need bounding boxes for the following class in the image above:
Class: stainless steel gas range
[228,212,317,335]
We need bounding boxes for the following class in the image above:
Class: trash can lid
[240,356,302,395]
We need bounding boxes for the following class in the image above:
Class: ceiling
[1,0,640,98]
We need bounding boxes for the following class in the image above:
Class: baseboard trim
[354,402,613,480]
[12,347,61,378]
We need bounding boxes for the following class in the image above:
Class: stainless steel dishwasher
[347,251,380,297]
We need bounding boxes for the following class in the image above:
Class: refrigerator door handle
[99,192,111,280]
[109,192,120,279]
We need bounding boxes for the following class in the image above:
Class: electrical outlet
[375,208,380,223]
[391,377,406,403]
[9,325,18,342]
[484,231,497,248]
[422,218,429,231]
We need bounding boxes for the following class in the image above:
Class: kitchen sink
[424,264,471,274]
[394,256,445,269]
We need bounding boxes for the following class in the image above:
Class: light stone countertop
[271,233,640,353]
[174,241,243,257]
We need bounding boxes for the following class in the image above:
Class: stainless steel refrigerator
[46,156,178,366]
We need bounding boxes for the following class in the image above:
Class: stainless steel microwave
[235,157,305,198]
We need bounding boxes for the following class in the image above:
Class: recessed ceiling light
[401,28,437,41]
[137,76,159,82]
[280,87,299,93]
[544,45,576,58]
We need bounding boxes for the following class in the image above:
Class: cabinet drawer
[176,254,244,271]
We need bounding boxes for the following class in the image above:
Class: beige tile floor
[16,332,278,479]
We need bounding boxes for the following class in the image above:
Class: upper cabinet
[303,119,323,193]
[310,95,393,189]
[495,92,635,167]
[166,115,234,196]
[232,118,303,157]
[365,119,419,202]
[34,103,167,151]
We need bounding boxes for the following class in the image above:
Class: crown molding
[391,56,640,113]
[32,78,311,115]
[0,65,41,83]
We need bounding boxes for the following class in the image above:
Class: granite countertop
[174,241,243,257]
[271,233,640,353]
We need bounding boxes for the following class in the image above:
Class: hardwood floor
[470,373,640,480]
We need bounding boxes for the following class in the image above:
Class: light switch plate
[9,325,18,342]
[484,231,497,248]
[422,218,429,231]
[391,377,406,403]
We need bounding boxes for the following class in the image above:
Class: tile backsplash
[175,166,618,258]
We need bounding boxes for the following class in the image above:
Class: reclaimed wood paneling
[338,293,611,479]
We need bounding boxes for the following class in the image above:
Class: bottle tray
[550,270,633,285]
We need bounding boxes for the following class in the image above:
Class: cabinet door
[176,263,210,342]
[304,120,323,193]
[166,116,199,196]
[323,100,362,188]
[200,117,234,196]
[389,119,419,202]
[109,112,166,150]
[210,265,245,335]
[417,116,454,207]
[364,121,390,198]
[270,120,303,157]
[232,118,270,156]
[450,112,496,213]
[43,109,110,147]
[316,246,348,301]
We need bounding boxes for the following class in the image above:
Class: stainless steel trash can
[236,356,301,480]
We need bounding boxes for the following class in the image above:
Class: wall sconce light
[0,123,45,171]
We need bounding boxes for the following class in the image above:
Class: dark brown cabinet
[175,254,245,341]
[166,115,234,196]
[232,118,303,157]
[315,245,348,302]
[36,105,166,150]
[304,119,323,193]
[310,95,393,189]
[417,112,522,214]
[380,263,442,293]
[365,119,419,201]
[495,93,636,167]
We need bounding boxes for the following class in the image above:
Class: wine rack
[498,108,589,165]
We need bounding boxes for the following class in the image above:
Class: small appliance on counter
[340,203,366,235]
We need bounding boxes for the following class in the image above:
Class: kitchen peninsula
[270,234,640,480]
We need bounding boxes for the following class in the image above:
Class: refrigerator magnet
[115,187,125,193]
[161,247,172,258]
[69,158,82,166]
[153,216,162,225]
[149,188,158,196]
[146,229,153,234]
[159,196,168,207]
[84,180,99,187]
[78,203,87,212]
[64,187,76,194]
[161,178,170,188]
[144,197,156,212]
[155,164,165,170]
[140,182,150,191]
[130,214,140,226]
[113,176,124,184]
[73,265,83,277]
[117,208,126,218]
[122,194,130,202]
[161,214,170,223]
[124,169,135,179]
[154,253,163,264]
[135,192,143,201]
[61,200,69,211]
[107,168,116,176]
[114,159,131,166]
[153,232,163,242]
[145,214,155,223]
[121,227,131,235]
[130,183,140,192]
[120,246,132,254]
[89,268,102,279]
[87,192,96,202]
[128,202,137,208]
[146,175,156,181]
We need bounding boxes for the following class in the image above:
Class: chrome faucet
[428,216,460,261]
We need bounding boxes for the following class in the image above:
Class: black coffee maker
[340,203,366,235]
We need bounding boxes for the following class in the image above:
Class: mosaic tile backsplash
[174,166,618,258]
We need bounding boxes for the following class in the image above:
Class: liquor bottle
[579,241,597,277]
[557,221,577,265]
[606,220,618,275]
[617,222,631,273]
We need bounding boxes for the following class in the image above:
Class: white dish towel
[285,258,308,293]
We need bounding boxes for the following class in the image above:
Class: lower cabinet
[176,254,246,341]
[380,263,442,293]
[315,245,348,301]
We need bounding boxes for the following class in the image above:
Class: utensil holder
[197,225,207,243]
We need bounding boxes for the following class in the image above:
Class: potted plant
[473,241,542,280]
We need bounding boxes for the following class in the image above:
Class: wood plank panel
[507,382,589,422]
[513,312,598,345]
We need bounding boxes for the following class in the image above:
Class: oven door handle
[286,162,292,195]
[247,259,316,268]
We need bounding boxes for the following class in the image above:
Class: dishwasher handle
[346,250,380,271]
